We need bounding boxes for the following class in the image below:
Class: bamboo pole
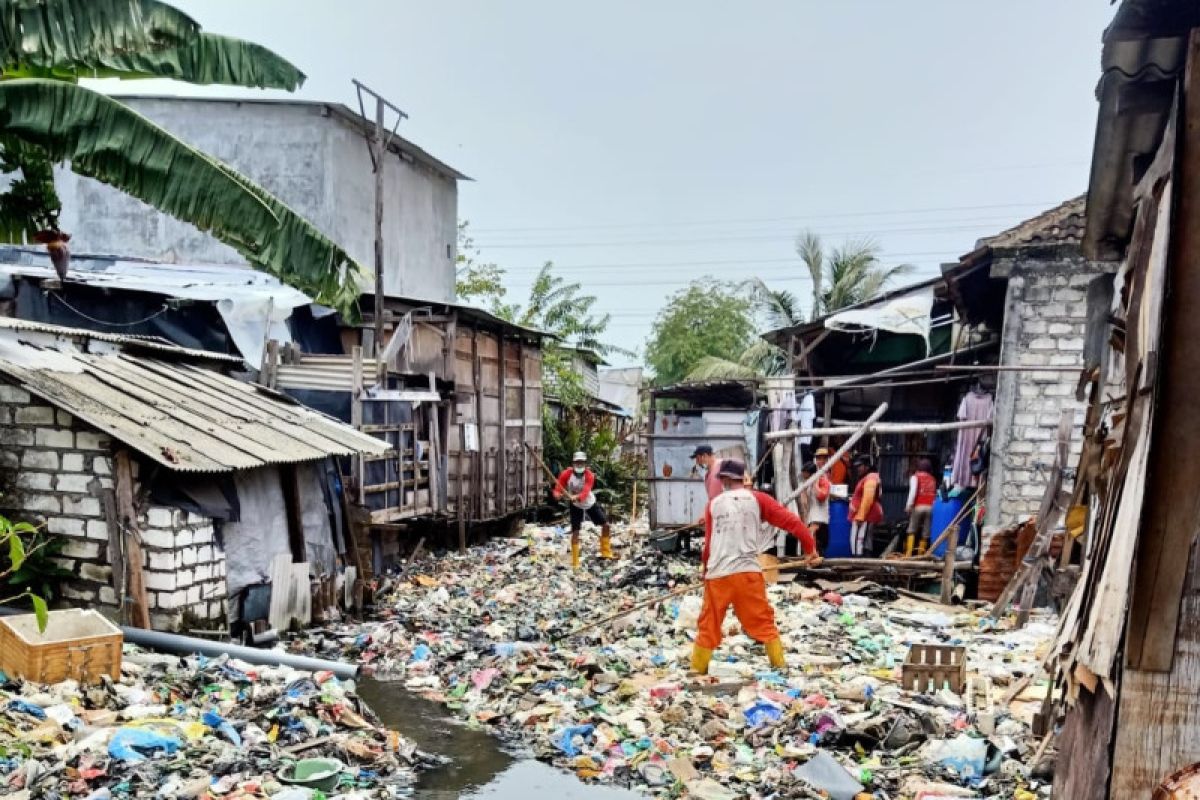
[767,418,990,441]
[781,402,888,507]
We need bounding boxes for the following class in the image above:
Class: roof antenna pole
[352,79,407,372]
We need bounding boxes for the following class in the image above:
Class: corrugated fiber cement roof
[0,346,390,472]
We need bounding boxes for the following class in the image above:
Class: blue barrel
[930,495,968,558]
[826,500,852,557]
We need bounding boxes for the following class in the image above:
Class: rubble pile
[0,650,436,799]
[303,523,1057,799]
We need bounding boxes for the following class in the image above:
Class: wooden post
[456,449,467,552]
[351,345,364,504]
[940,509,961,604]
[472,329,485,519]
[372,98,386,354]
[519,342,529,507]
[114,450,150,629]
[498,335,508,514]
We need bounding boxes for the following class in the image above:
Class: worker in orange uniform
[552,451,612,569]
[690,459,820,675]
[905,457,938,556]
[819,446,852,487]
[849,455,884,556]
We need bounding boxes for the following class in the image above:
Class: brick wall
[0,381,226,629]
[985,253,1116,534]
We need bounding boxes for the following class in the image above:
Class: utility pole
[353,79,408,358]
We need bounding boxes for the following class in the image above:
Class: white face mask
[573,466,586,475]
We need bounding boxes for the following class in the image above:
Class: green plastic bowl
[279,757,344,791]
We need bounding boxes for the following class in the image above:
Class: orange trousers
[695,571,780,649]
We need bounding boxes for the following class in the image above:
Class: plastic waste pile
[296,522,1059,799]
[0,648,437,799]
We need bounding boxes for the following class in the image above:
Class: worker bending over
[691,459,819,675]
[552,451,613,569]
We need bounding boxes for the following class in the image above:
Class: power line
[473,220,1016,249]
[489,250,961,274]
[467,199,1064,234]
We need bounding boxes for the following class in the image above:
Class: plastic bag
[202,710,243,747]
[554,724,595,756]
[108,727,182,763]
[932,735,987,780]
[743,701,783,728]
[794,751,865,800]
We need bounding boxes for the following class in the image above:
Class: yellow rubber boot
[690,645,712,675]
[904,533,915,558]
[571,542,581,570]
[765,638,786,670]
[599,528,614,559]
[918,536,929,556]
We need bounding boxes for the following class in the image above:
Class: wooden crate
[0,609,122,685]
[901,643,967,694]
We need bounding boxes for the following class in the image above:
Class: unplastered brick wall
[985,252,1116,534]
[0,380,227,630]
[138,506,227,630]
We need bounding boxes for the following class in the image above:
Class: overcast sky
[114,1,1116,367]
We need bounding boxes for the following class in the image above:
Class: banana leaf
[0,79,364,317]
[0,0,198,70]
[3,32,305,90]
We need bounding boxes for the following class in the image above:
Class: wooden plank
[351,345,364,505]
[101,490,124,623]
[472,329,484,519]
[113,450,150,630]
[520,343,528,508]
[1111,533,1200,795]
[1127,32,1200,673]
[263,339,280,390]
[498,334,508,513]
[456,450,467,552]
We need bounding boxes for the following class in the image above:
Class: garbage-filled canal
[358,678,641,799]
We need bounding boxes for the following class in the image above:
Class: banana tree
[0,0,364,317]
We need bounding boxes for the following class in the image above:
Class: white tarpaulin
[824,290,935,353]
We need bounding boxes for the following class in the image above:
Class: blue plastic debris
[6,699,46,719]
[108,727,181,763]
[202,709,243,747]
[555,724,595,756]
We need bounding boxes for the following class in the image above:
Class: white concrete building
[55,96,467,304]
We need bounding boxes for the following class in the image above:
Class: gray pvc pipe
[0,606,358,680]
[120,626,360,680]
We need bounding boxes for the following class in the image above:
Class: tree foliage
[455,221,507,309]
[0,0,363,318]
[796,231,915,320]
[644,278,754,386]
[496,262,629,410]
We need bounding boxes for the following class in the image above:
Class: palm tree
[0,0,363,317]
[797,231,914,320]
[684,235,914,381]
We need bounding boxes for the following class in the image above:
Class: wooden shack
[262,297,546,556]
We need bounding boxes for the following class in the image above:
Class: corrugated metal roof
[0,315,244,363]
[0,337,389,472]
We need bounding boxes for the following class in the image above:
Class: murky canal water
[358,678,643,799]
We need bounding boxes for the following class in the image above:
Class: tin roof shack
[761,273,998,529]
[647,381,763,529]
[262,297,548,558]
[545,347,634,449]
[0,247,551,562]
[1048,4,1200,796]
[0,318,387,633]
